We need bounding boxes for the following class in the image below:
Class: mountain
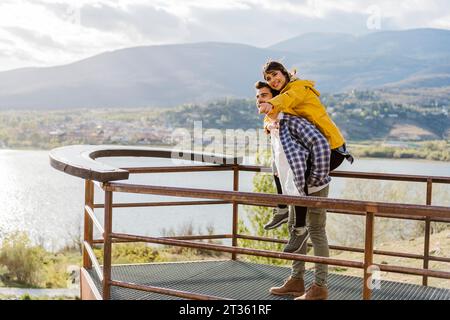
[268,32,356,54]
[269,28,450,60]
[0,28,449,109]
[268,28,450,91]
[0,43,294,109]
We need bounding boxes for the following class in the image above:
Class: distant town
[0,90,449,161]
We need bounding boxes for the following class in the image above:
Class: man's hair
[255,80,278,97]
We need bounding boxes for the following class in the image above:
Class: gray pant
[290,185,330,287]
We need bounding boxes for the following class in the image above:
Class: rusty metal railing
[91,168,450,300]
[49,146,450,300]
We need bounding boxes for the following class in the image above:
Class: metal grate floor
[87,260,450,300]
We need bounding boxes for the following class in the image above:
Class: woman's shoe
[264,207,289,230]
[283,226,309,253]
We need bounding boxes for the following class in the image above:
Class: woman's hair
[262,60,296,82]
[254,80,279,97]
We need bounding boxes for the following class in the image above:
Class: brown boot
[295,283,328,300]
[270,277,305,297]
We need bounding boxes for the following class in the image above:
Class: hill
[162,91,450,141]
[0,29,449,109]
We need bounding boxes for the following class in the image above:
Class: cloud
[0,0,449,71]
[80,3,188,43]
[183,3,375,47]
[4,27,64,49]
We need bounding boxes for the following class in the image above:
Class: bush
[393,149,418,159]
[94,243,159,265]
[20,293,32,300]
[0,232,74,288]
[160,221,225,259]
[350,140,450,161]
[0,232,45,287]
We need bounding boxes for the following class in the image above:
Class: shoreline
[1,146,449,163]
[0,287,79,299]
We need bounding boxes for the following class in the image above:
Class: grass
[0,293,79,300]
[347,140,450,161]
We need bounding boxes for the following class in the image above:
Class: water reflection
[1,150,449,251]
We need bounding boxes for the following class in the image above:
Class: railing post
[363,210,375,300]
[103,189,113,300]
[423,178,432,286]
[231,164,239,260]
[83,180,94,269]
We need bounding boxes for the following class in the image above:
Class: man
[255,81,290,230]
[256,81,331,300]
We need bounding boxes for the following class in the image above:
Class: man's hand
[266,121,279,131]
[258,102,273,114]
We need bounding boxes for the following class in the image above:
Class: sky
[0,0,449,72]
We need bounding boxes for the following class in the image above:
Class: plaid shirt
[278,113,331,196]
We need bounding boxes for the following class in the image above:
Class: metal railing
[75,162,450,300]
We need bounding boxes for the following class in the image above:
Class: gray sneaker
[264,207,289,230]
[284,226,309,253]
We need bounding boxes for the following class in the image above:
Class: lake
[0,149,449,251]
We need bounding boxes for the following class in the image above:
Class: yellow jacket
[264,79,345,149]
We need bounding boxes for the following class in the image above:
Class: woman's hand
[258,102,273,114]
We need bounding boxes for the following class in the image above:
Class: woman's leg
[330,150,345,171]
[293,206,307,227]
[292,158,310,228]
[273,174,287,209]
[264,173,289,230]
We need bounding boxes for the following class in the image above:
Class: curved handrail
[50,144,450,300]
[49,145,243,182]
